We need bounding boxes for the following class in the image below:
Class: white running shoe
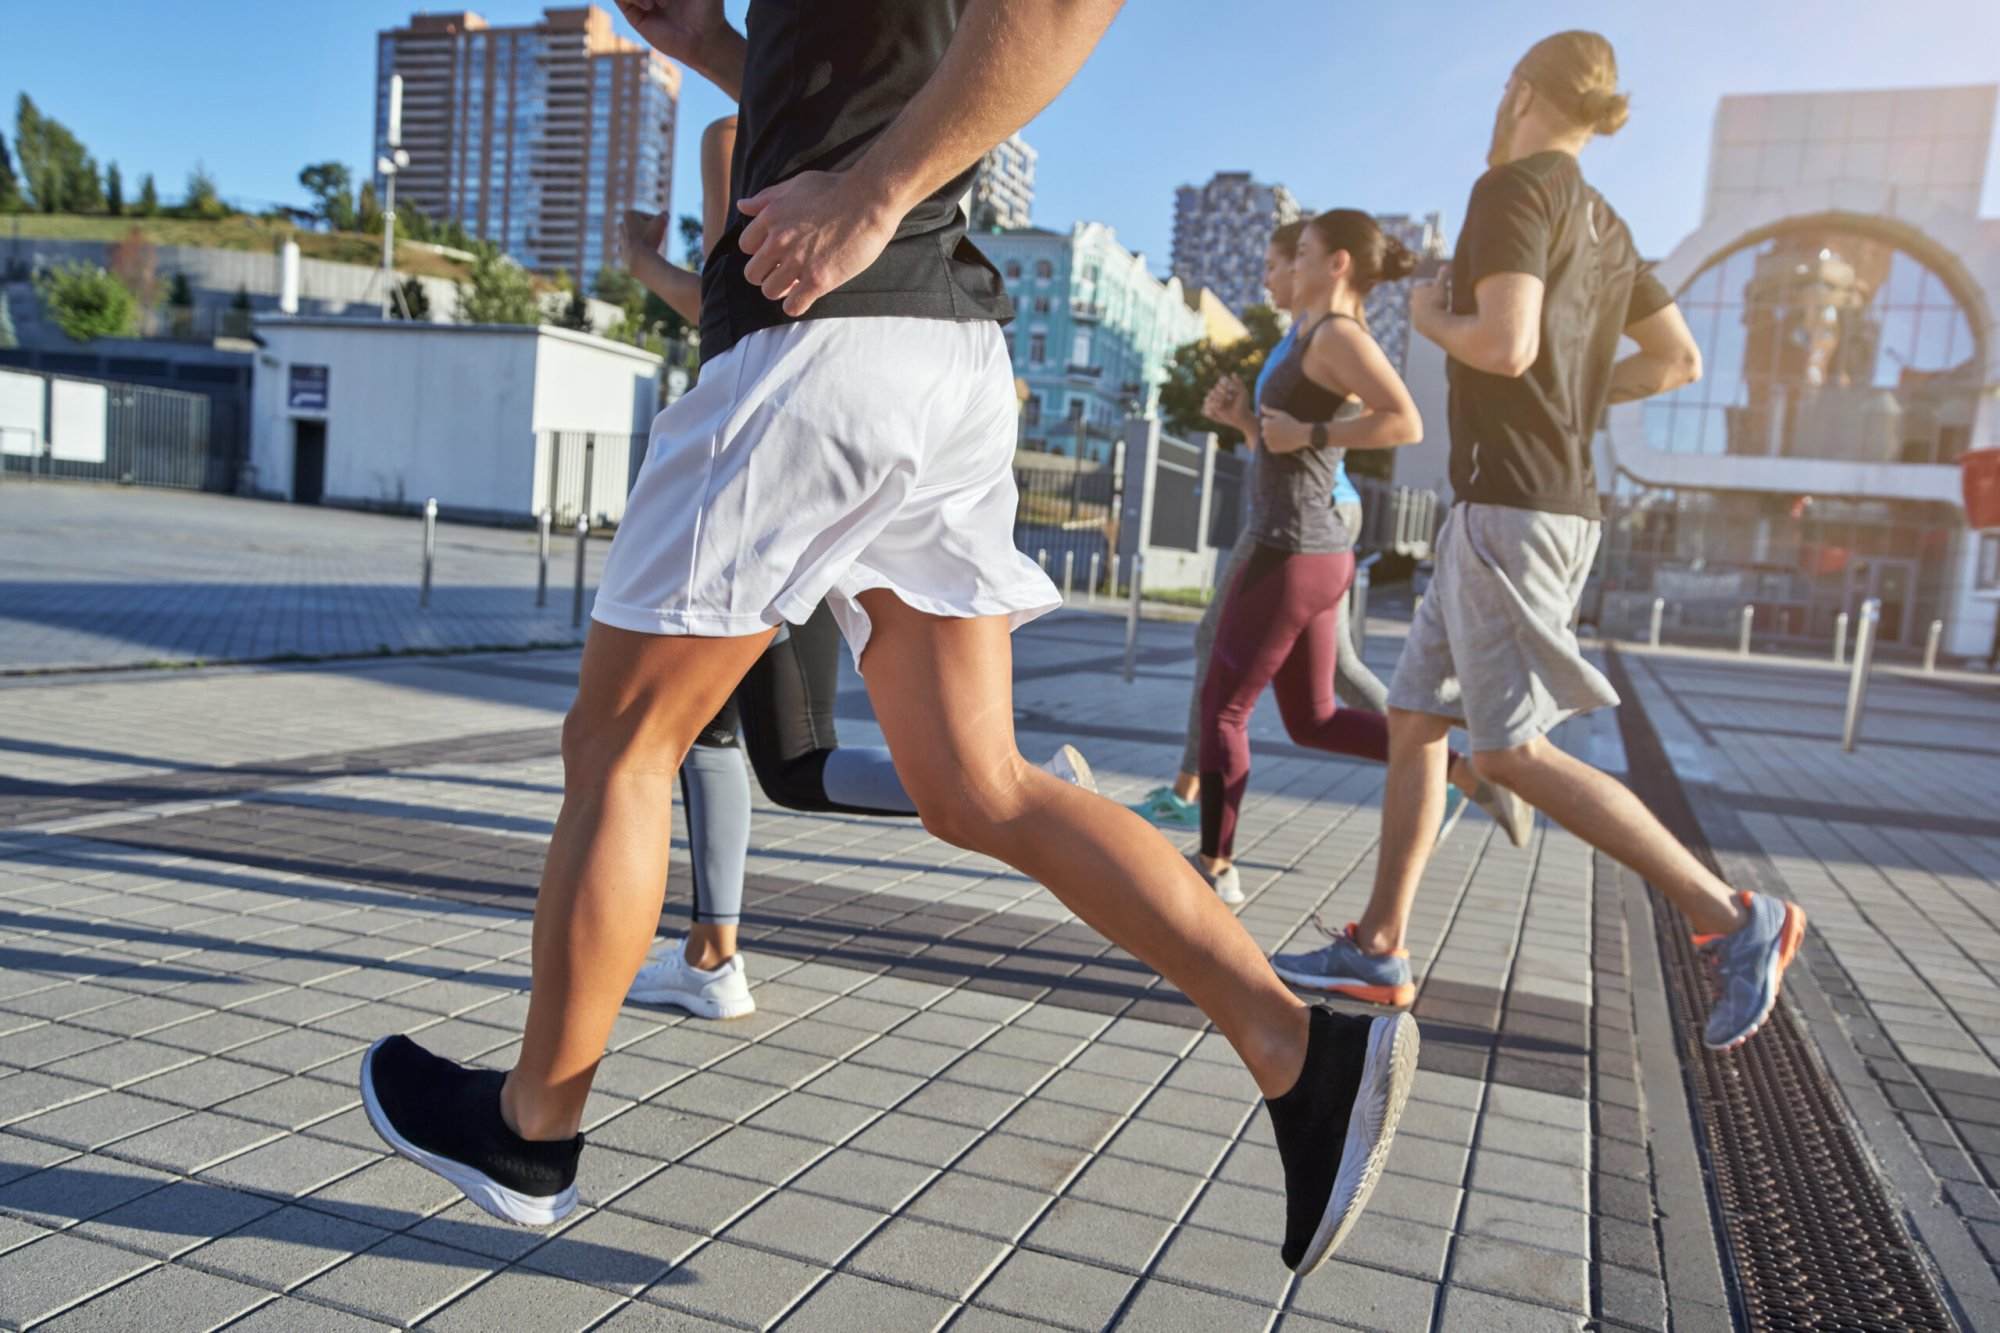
[1041,743,1098,794]
[628,938,755,1020]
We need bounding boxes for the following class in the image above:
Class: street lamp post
[378,73,410,318]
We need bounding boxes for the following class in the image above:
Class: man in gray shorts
[1271,31,1806,1052]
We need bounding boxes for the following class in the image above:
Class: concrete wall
[249,318,661,524]
[250,321,541,515]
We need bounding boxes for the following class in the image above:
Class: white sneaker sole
[1046,744,1099,794]
[358,1037,577,1227]
[626,983,756,1020]
[1293,1011,1420,1276]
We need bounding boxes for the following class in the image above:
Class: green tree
[551,269,591,331]
[391,275,431,321]
[135,173,159,216]
[298,161,354,231]
[166,271,193,308]
[677,214,703,267]
[181,163,225,219]
[15,95,97,213]
[356,179,382,234]
[35,262,137,341]
[0,130,21,212]
[105,161,123,216]
[454,243,540,325]
[1157,304,1285,449]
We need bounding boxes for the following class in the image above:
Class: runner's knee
[906,757,1031,853]
[1470,740,1545,787]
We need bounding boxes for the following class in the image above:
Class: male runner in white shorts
[1272,31,1807,1053]
[359,0,1417,1278]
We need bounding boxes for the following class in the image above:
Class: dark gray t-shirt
[1248,315,1357,554]
[698,0,1015,365]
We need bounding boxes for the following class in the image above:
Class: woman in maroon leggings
[1192,211,1434,901]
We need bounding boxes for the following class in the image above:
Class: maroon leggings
[1199,543,1391,859]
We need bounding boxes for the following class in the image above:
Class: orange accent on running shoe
[1331,981,1416,1008]
[1690,932,1724,947]
[1775,902,1807,974]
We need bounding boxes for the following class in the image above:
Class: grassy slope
[5,214,474,281]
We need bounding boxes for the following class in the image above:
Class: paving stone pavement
[1,484,612,672]
[0,593,1993,1329]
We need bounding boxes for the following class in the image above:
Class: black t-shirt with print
[698,0,1014,364]
[1446,151,1672,519]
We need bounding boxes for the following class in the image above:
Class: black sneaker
[359,1035,582,1226]
[1266,1007,1419,1275]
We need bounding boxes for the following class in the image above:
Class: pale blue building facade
[977,223,1207,462]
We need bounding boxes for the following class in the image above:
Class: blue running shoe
[1131,785,1198,830]
[1700,891,1807,1050]
[1272,918,1415,1008]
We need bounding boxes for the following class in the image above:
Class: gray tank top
[1249,314,1358,554]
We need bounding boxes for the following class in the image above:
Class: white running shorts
[592,317,1060,666]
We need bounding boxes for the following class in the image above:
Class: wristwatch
[1310,422,1329,450]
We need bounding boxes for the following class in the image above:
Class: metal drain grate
[1605,647,1955,1332]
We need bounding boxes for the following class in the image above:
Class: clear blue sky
[7,0,1998,269]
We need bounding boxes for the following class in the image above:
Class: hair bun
[1379,237,1418,283]
[1579,87,1630,135]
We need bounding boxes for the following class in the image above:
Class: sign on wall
[289,364,330,411]
[49,379,107,463]
[0,370,41,456]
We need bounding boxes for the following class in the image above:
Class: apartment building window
[1035,260,1053,280]
[1023,395,1042,427]
[1005,261,1021,279]
[1033,295,1050,314]
[1028,331,1046,364]
[1066,399,1085,423]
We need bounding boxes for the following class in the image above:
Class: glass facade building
[1600,84,2000,657]
[374,7,679,279]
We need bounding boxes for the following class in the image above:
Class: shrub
[36,262,137,341]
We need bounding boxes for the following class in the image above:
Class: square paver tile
[0,1231,157,1329]
[1114,1276,1275,1331]
[184,1203,392,1291]
[521,1209,705,1296]
[1150,1224,1292,1305]
[100,1111,284,1174]
[0,1150,172,1228]
[846,1216,1009,1299]
[200,1133,379,1201]
[420,1268,623,1331]
[723,1191,887,1266]
[775,1271,954,1332]
[38,1260,271,1331]
[77,1177,282,1260]
[973,1247,1135,1332]
[644,1238,826,1326]
[293,1233,495,1325]
[1024,1196,1172,1273]
[1445,1234,1588,1313]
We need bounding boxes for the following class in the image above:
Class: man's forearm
[851,0,1123,216]
[687,27,747,101]
[1607,349,1698,404]
[628,249,701,326]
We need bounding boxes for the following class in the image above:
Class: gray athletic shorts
[1386,502,1618,752]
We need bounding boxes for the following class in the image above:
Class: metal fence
[536,429,639,528]
[0,369,212,489]
[1013,447,1120,592]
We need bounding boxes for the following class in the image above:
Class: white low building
[247,316,660,525]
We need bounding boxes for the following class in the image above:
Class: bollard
[1351,564,1371,653]
[571,515,590,629]
[1649,596,1664,648]
[1833,611,1849,665]
[419,497,438,608]
[535,508,551,608]
[1924,619,1943,673]
[1088,552,1101,603]
[1122,554,1144,683]
[1738,604,1754,656]
[1037,547,1048,575]
[1061,550,1074,601]
[1841,598,1880,753]
[1110,554,1123,600]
